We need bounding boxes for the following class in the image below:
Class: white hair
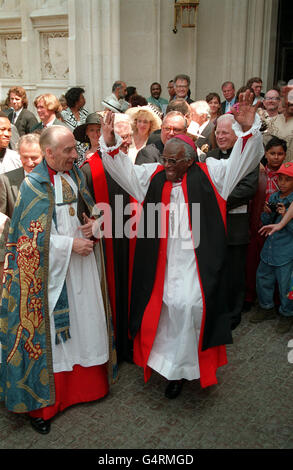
[113,113,131,133]
[216,113,236,126]
[190,100,211,118]
[114,113,131,125]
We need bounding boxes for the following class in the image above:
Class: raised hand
[101,110,116,147]
[230,89,262,132]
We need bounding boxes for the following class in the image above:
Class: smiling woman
[126,105,162,163]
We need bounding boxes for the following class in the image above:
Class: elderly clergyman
[0,125,116,434]
[98,90,263,399]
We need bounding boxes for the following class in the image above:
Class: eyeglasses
[159,156,189,166]
[264,97,280,101]
[162,126,185,134]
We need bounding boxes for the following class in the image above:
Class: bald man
[0,125,116,434]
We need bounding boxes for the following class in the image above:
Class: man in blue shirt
[147,82,169,114]
[251,162,293,333]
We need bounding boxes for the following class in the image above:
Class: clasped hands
[72,213,98,257]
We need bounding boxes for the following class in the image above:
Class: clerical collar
[220,147,233,157]
[46,163,70,185]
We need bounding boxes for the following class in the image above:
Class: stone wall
[0,0,279,114]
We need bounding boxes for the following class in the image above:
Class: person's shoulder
[0,166,24,182]
[272,113,284,124]
[5,147,18,156]
[287,190,293,202]
[206,148,221,159]
[53,118,68,127]
[80,159,91,176]
[61,107,71,116]
[268,190,280,201]
[21,108,36,117]
[135,144,160,165]
[30,121,42,132]
[5,148,20,161]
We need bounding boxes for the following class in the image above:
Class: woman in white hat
[125,105,162,163]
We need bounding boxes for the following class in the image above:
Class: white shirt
[99,115,263,380]
[0,148,22,174]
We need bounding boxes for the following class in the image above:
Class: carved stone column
[68,0,121,112]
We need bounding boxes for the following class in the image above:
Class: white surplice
[47,173,108,373]
[99,116,264,381]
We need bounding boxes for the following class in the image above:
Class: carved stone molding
[40,31,69,80]
[0,0,20,10]
[0,33,22,79]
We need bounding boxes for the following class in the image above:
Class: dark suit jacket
[146,131,164,153]
[221,99,236,114]
[207,147,259,245]
[31,117,67,132]
[135,144,161,165]
[8,108,38,136]
[196,120,216,151]
[0,166,25,261]
[0,166,24,219]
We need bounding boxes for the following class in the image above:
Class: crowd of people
[0,74,293,435]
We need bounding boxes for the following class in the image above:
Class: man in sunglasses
[99,91,263,400]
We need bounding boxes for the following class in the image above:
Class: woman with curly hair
[125,105,162,162]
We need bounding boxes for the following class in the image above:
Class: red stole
[86,152,117,331]
[133,165,227,388]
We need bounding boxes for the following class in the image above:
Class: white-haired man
[207,113,260,329]
[0,125,116,434]
[188,100,216,151]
